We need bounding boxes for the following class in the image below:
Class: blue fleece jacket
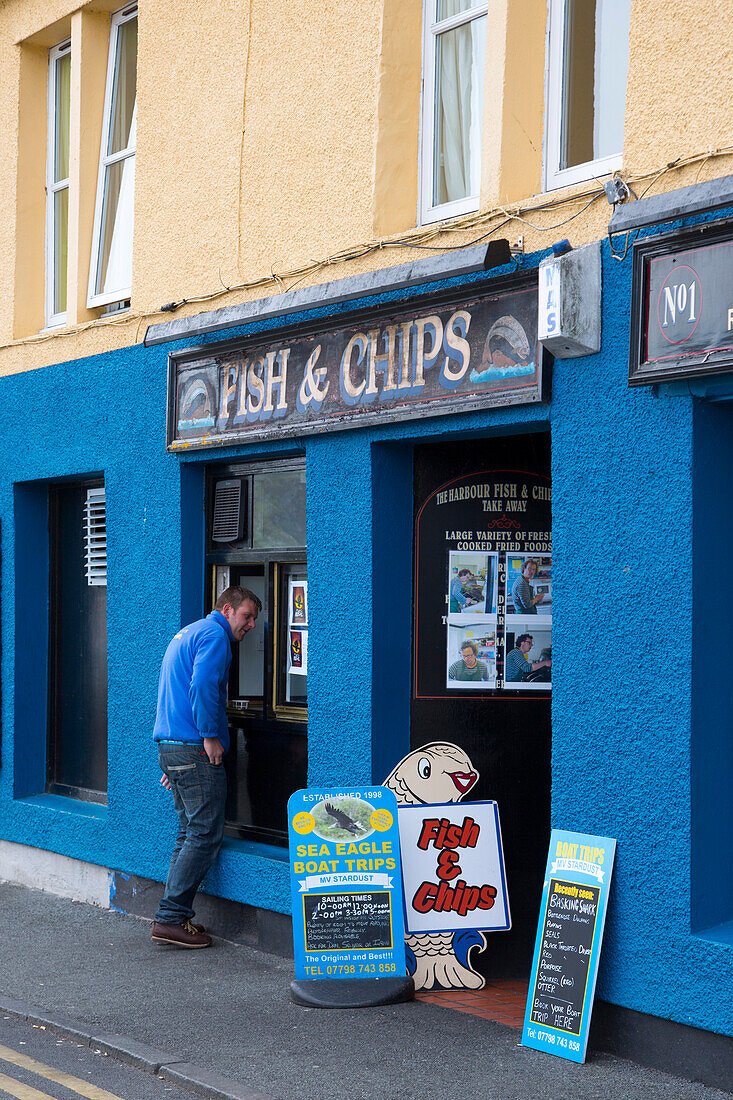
[153,610,233,751]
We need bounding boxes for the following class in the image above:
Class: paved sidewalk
[0,883,730,1100]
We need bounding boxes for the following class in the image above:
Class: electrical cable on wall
[3,144,733,352]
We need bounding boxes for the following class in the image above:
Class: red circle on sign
[655,264,702,345]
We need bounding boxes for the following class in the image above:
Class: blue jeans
[154,745,227,925]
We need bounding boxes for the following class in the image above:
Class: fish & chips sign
[167,279,542,448]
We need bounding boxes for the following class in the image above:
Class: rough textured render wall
[552,235,732,1036]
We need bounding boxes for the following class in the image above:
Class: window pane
[108,17,138,155]
[235,569,266,698]
[96,152,135,294]
[433,14,486,207]
[53,187,68,315]
[253,469,307,548]
[437,0,484,20]
[225,725,306,839]
[54,50,70,182]
[561,0,630,169]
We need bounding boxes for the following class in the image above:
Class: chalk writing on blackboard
[529,878,599,1035]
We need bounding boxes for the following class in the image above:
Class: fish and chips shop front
[4,190,730,1081]
[152,250,555,980]
[140,204,733,1078]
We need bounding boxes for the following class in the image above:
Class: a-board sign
[287,787,407,981]
[397,801,511,935]
[521,829,616,1063]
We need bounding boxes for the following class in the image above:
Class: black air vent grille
[212,479,245,542]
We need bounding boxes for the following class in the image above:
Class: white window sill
[87,288,133,311]
[41,315,69,334]
[420,195,480,227]
[544,153,623,192]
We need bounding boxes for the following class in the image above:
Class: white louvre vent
[83,487,107,586]
[212,479,243,542]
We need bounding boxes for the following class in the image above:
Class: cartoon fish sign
[385,742,487,991]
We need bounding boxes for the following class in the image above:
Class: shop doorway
[47,479,108,801]
[411,432,551,980]
[204,457,307,846]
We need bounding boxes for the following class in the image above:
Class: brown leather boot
[151,919,212,948]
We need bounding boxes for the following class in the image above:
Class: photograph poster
[448,551,498,615]
[505,554,552,619]
[288,629,308,676]
[289,579,308,626]
[503,627,552,691]
[447,621,497,689]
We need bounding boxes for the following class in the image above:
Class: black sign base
[290,976,415,1009]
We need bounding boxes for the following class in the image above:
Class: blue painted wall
[1,225,731,1038]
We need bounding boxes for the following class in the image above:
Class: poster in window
[289,579,308,626]
[503,554,552,691]
[448,551,497,615]
[289,629,308,676]
[414,469,552,697]
[446,620,497,690]
[504,626,552,692]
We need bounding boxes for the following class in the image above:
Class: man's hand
[534,592,545,604]
[159,773,171,792]
[203,737,224,765]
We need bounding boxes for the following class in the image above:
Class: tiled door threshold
[415,979,529,1029]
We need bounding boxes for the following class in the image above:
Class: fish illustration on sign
[384,742,487,990]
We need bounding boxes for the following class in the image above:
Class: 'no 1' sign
[288,786,407,981]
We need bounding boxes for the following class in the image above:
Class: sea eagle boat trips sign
[167,278,543,449]
[287,787,407,981]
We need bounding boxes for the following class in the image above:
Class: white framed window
[544,0,631,191]
[420,0,488,226]
[88,4,137,309]
[45,40,71,328]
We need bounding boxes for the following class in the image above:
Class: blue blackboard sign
[521,829,616,1063]
[287,787,407,981]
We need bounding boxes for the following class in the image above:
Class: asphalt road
[0,1013,206,1100]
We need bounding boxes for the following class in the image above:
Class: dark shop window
[206,459,307,846]
[47,479,108,803]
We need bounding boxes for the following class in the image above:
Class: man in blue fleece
[151,586,260,948]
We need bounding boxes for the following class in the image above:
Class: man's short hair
[458,569,471,578]
[516,633,533,647]
[522,558,539,574]
[461,640,478,656]
[215,585,262,614]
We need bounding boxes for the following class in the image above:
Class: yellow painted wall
[0,0,732,375]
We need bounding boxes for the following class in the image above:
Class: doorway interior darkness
[412,431,551,981]
[47,479,108,802]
